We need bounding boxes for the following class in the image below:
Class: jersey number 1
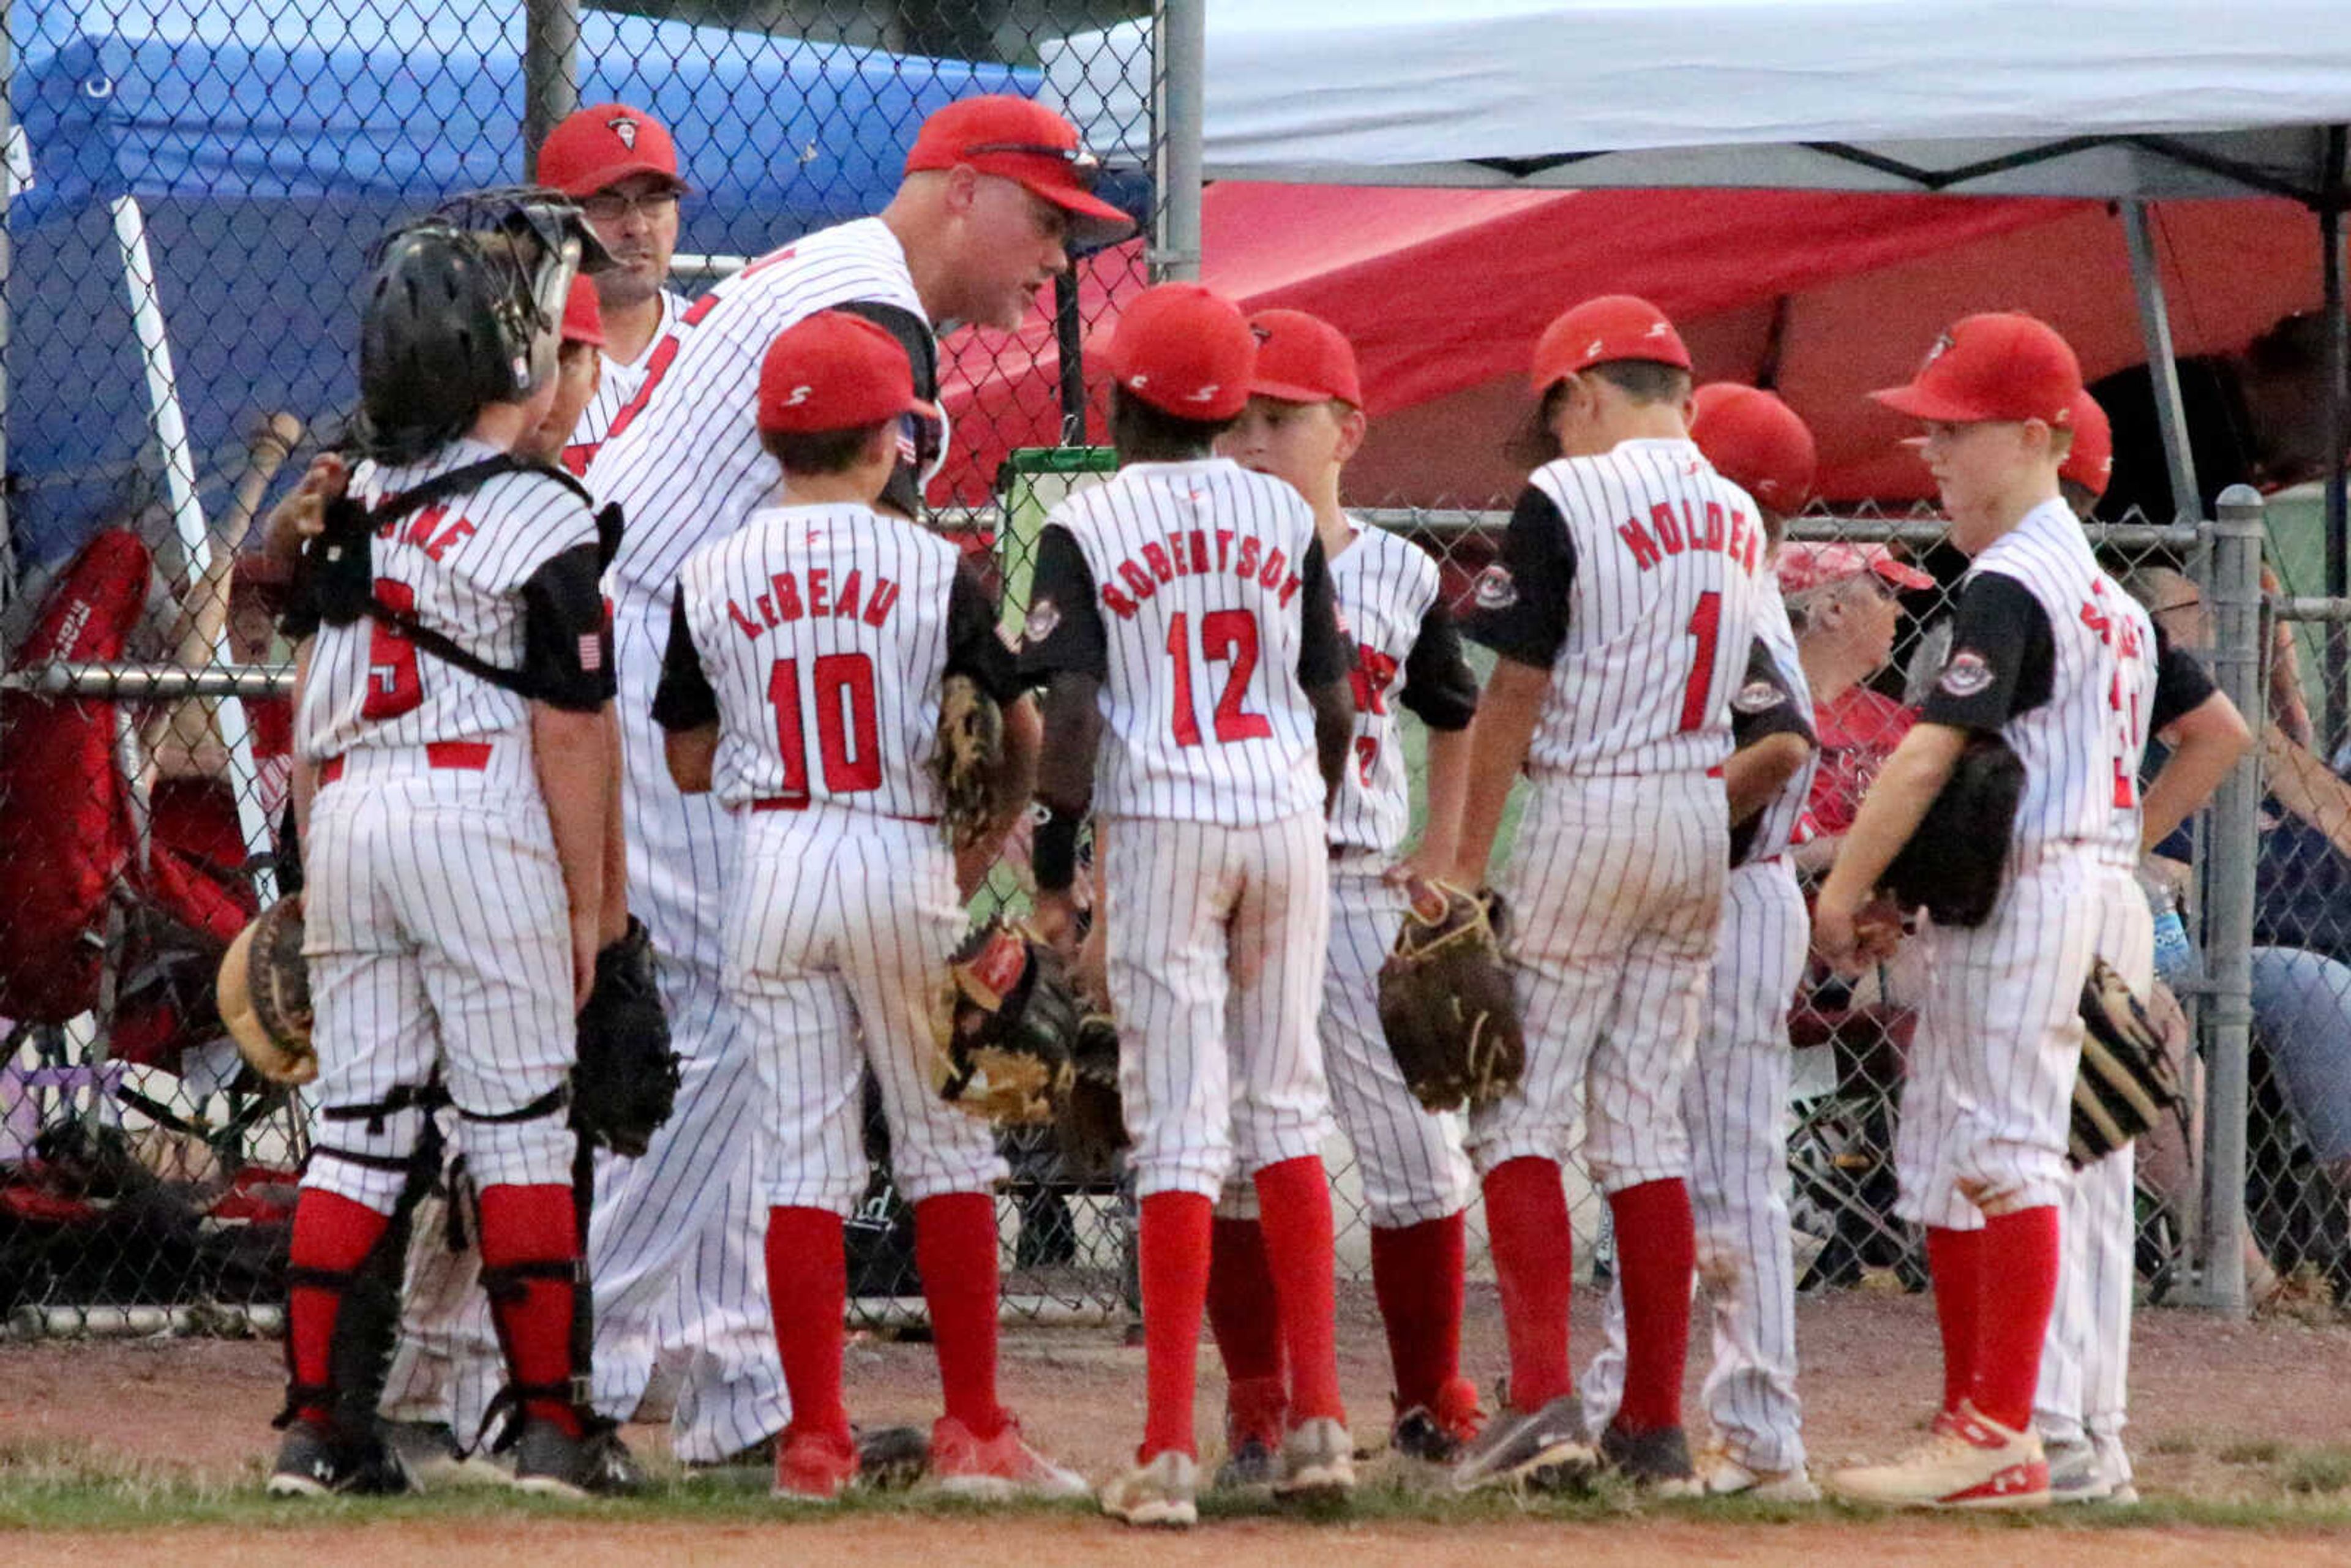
[1678,591,1722,732]
[1167,609,1272,747]
[769,653,881,797]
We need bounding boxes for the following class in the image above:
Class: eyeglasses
[580,188,681,223]
[2151,596,2203,615]
[959,141,1103,193]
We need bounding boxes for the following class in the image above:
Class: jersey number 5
[769,653,881,797]
[360,577,424,720]
[1166,609,1272,748]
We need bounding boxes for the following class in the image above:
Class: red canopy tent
[934,186,2321,510]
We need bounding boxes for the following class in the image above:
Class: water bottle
[2141,870,2197,987]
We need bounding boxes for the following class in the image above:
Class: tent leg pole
[1150,0,1205,283]
[2323,181,2349,751]
[0,17,12,669]
[524,0,582,178]
[2121,200,2201,525]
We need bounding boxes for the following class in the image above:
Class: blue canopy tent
[7,0,1028,569]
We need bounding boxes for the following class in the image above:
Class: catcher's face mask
[433,186,614,396]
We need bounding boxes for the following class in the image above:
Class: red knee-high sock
[286,1190,392,1424]
[1370,1212,1467,1413]
[1924,1226,1983,1416]
[1973,1206,2061,1431]
[1252,1157,1344,1424]
[915,1193,1005,1438]
[1480,1157,1573,1412]
[1139,1191,1214,1460]
[1608,1178,1696,1433]
[766,1206,851,1443]
[477,1184,582,1438]
[1206,1217,1286,1385]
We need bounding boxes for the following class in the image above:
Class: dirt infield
[8,1283,2351,1561]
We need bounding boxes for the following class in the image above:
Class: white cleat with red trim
[1827,1401,2050,1511]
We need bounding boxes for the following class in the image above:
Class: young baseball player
[1816,313,2248,1509]
[650,309,1077,1503]
[1201,308,1484,1478]
[1446,296,1771,1494]
[270,204,626,1498]
[2036,387,2251,1505]
[1021,283,1358,1526]
[586,93,1133,1466]
[1578,383,1822,1499]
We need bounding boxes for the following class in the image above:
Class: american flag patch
[579,634,603,672]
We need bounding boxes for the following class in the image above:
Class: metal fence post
[2191,485,2265,1315]
[522,0,581,180]
[1150,0,1204,283]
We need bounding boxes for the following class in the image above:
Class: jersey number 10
[768,653,881,797]
[1166,609,1272,747]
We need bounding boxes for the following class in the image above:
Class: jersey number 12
[1167,609,1272,747]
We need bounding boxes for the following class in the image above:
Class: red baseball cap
[537,103,689,199]
[560,275,605,349]
[1775,541,1935,598]
[1871,312,2083,426]
[2061,388,2113,497]
[1530,294,1690,394]
[904,94,1136,250]
[1103,283,1256,421]
[1691,383,1815,512]
[757,310,942,435]
[1246,309,1363,408]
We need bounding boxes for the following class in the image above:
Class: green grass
[2144,1431,2200,1457]
[2219,1438,2287,1466]
[2281,1448,2351,1496]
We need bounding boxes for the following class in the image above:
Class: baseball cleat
[1214,1374,1289,1491]
[1451,1393,1596,1492]
[928,1414,1090,1500]
[773,1425,860,1504]
[1699,1450,1821,1502]
[267,1418,411,1498]
[1827,1401,2049,1510]
[1213,1433,1281,1491]
[380,1419,472,1490]
[1391,1378,1488,1466]
[1100,1449,1200,1528]
[2047,1433,2138,1504]
[508,1416,644,1499]
[1597,1422,1703,1496]
[1273,1417,1356,1498]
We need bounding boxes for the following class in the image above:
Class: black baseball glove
[1054,1010,1128,1176]
[2071,956,2186,1168]
[931,918,1077,1123]
[1880,733,2025,929]
[1377,881,1526,1114]
[571,917,680,1158]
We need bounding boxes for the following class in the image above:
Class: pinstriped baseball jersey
[1031,457,1335,825]
[1475,439,1769,778]
[1922,499,2156,860]
[594,219,929,609]
[656,502,985,816]
[561,288,685,477]
[295,437,599,762]
[1325,520,1477,855]
[1736,585,1815,866]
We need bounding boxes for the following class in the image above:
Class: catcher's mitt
[1054,1011,1128,1175]
[1880,733,2024,929]
[218,896,316,1086]
[931,919,1076,1123]
[1377,881,1526,1114]
[2071,956,2186,1168]
[932,673,1003,850]
[572,917,680,1158]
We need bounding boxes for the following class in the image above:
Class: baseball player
[1817,313,2247,1509]
[2036,388,2250,1504]
[1446,296,1769,1495]
[1578,384,1821,1499]
[1200,309,1483,1478]
[651,310,1078,1502]
[1020,283,1358,1526]
[269,201,628,1498]
[585,92,1134,1467]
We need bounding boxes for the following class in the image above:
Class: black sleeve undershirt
[519,541,615,713]
[1294,534,1349,688]
[2149,624,2219,733]
[1016,523,1109,682]
[1463,482,1577,669]
[1918,572,2055,732]
[650,588,719,731]
[1398,596,1479,731]
[945,557,1025,705]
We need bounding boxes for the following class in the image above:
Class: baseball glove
[1377,881,1526,1114]
[931,918,1076,1123]
[1880,733,2024,929]
[1054,1011,1128,1175]
[2071,956,2186,1168]
[571,917,680,1158]
[932,673,1003,850]
[218,896,316,1086]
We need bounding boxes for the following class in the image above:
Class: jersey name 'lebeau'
[721,563,904,636]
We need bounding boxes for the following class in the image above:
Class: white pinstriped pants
[1584,856,1809,1471]
[1103,812,1335,1201]
[1469,773,1726,1190]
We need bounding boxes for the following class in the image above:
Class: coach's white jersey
[1512,440,1769,779]
[296,438,597,761]
[561,288,686,477]
[1739,585,1815,866]
[1329,522,1441,855]
[1046,458,1330,826]
[1953,500,2157,860]
[673,502,967,817]
[594,219,928,613]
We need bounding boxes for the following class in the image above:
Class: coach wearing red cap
[1021,283,1358,1526]
[538,105,691,410]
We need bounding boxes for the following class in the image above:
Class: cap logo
[1127,373,1149,389]
[608,116,638,150]
[781,384,813,407]
[1584,336,1606,359]
[1183,384,1220,404]
[1644,321,1669,339]
[1922,330,1956,367]
[1250,324,1273,343]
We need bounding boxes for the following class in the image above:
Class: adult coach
[1448,297,1771,1494]
[585,93,1134,1465]
[1817,314,2248,1509]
